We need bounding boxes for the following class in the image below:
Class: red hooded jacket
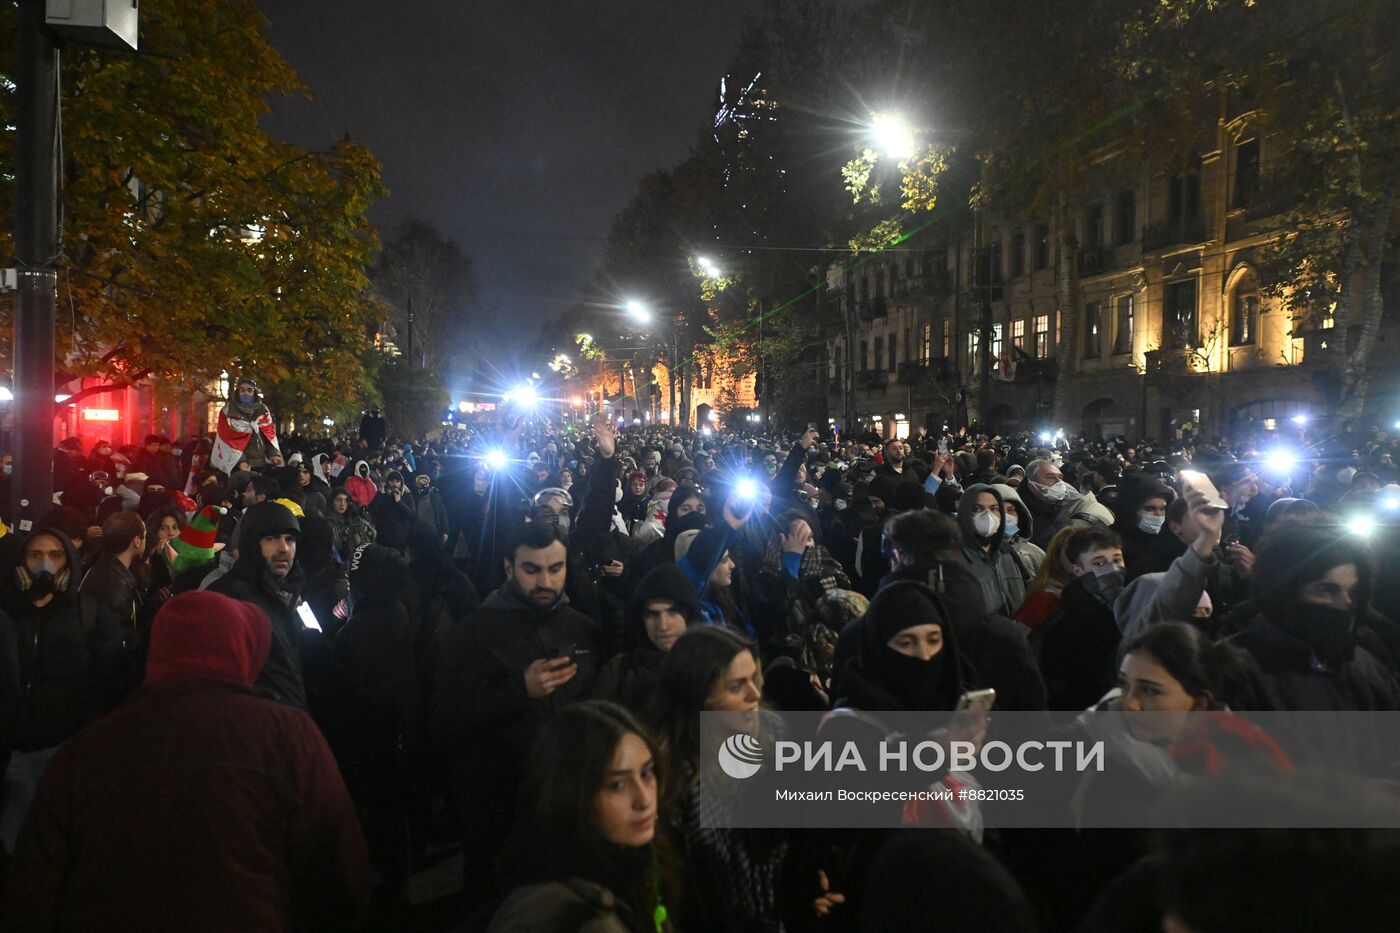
[2,590,370,932]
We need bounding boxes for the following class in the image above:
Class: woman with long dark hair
[489,700,676,932]
[653,626,839,930]
[143,506,185,595]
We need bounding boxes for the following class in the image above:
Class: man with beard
[430,520,604,900]
[208,501,310,708]
[875,437,923,484]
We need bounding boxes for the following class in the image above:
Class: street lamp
[625,300,651,324]
[871,112,916,160]
[696,256,721,278]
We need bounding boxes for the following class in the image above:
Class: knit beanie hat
[170,505,227,573]
[684,527,730,577]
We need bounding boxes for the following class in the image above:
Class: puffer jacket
[0,529,114,754]
[343,461,377,508]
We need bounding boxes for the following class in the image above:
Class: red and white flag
[210,408,280,474]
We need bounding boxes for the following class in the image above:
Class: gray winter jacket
[1114,545,1217,642]
[956,484,1029,618]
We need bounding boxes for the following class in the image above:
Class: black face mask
[1275,604,1357,665]
[878,646,947,711]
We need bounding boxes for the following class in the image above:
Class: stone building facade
[825,95,1400,442]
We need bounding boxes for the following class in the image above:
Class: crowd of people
[3,389,1400,931]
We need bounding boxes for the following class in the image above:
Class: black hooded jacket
[591,565,698,714]
[324,544,419,759]
[831,580,965,713]
[0,529,113,753]
[833,561,1047,712]
[208,503,310,708]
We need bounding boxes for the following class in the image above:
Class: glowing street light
[1291,414,1309,427]
[625,300,651,324]
[696,256,721,278]
[871,112,916,160]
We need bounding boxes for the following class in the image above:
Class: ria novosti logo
[717,733,764,780]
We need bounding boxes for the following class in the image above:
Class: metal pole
[977,210,992,435]
[12,0,59,532]
[406,295,414,367]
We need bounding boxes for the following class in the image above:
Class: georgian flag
[210,407,280,474]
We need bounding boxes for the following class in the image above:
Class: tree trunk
[1051,194,1083,429]
[1336,181,1397,421]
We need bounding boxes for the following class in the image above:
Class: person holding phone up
[430,520,605,902]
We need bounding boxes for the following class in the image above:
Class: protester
[2,591,370,930]
[592,565,698,713]
[208,501,312,708]
[488,701,674,932]
[431,520,604,900]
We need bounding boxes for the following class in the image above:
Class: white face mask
[834,498,848,511]
[1032,479,1075,502]
[1139,515,1165,535]
[972,511,1001,538]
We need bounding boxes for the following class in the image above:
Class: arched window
[1230,269,1260,346]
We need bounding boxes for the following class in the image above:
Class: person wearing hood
[344,460,378,508]
[213,377,282,471]
[592,565,699,713]
[0,528,114,852]
[618,470,651,533]
[1114,474,1179,575]
[676,524,751,635]
[326,487,377,562]
[2,591,370,932]
[1019,457,1116,548]
[831,579,964,713]
[369,470,418,553]
[631,484,709,581]
[853,474,902,596]
[990,482,1045,577]
[860,508,1047,712]
[308,452,335,499]
[955,484,1029,618]
[1229,522,1398,717]
[430,520,604,901]
[411,471,450,541]
[208,501,313,708]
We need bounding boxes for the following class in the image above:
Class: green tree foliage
[0,0,384,417]
[1140,0,1399,418]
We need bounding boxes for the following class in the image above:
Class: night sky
[255,1,755,351]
